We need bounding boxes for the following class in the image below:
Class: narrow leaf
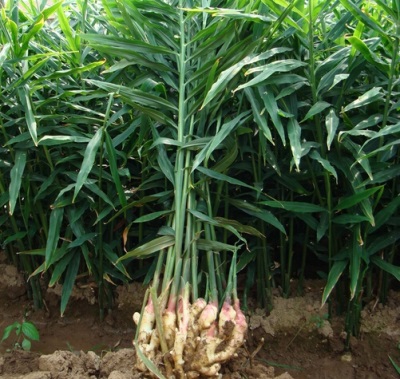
[325,109,339,150]
[321,260,348,306]
[61,253,81,316]
[302,101,331,122]
[104,131,127,208]
[45,207,64,268]
[287,118,302,171]
[9,151,27,215]
[259,200,326,213]
[18,86,38,146]
[73,128,103,202]
[117,236,175,262]
[196,166,257,191]
[334,186,383,211]
[343,87,382,112]
[371,256,400,282]
[134,210,172,223]
[310,150,338,183]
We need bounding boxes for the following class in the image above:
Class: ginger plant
[90,0,269,376]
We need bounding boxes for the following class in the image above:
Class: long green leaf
[343,87,382,112]
[371,256,400,282]
[73,128,103,202]
[61,252,81,316]
[349,227,362,300]
[302,101,331,122]
[334,186,383,211]
[45,207,64,269]
[196,166,257,191]
[104,131,127,208]
[201,48,292,109]
[287,118,302,170]
[8,150,27,216]
[235,59,306,92]
[18,86,38,146]
[259,200,326,213]
[325,109,339,151]
[321,259,348,306]
[117,235,175,262]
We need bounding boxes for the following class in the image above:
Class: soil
[1,258,400,379]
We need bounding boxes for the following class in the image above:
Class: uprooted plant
[86,0,278,376]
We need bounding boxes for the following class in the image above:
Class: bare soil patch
[1,262,399,378]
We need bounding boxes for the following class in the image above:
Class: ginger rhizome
[133,289,247,378]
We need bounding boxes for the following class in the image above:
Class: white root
[134,297,248,378]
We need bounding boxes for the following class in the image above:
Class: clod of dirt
[38,350,100,379]
[249,293,329,336]
[1,350,39,375]
[100,348,136,379]
[0,264,26,300]
[17,372,52,379]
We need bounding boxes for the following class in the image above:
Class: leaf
[134,340,167,379]
[61,252,81,316]
[17,86,38,146]
[259,200,326,213]
[343,87,382,112]
[3,232,27,246]
[261,90,286,145]
[287,118,302,170]
[133,210,172,223]
[321,259,348,306]
[21,322,40,341]
[197,239,238,252]
[389,356,400,375]
[48,252,75,287]
[244,87,273,144]
[317,212,329,242]
[370,196,400,233]
[117,235,175,262]
[302,101,331,122]
[41,60,105,80]
[230,199,286,235]
[1,322,20,342]
[45,207,65,269]
[347,36,389,73]
[235,59,307,92]
[334,186,383,211]
[339,0,387,40]
[21,338,32,351]
[196,166,257,191]
[8,151,27,216]
[349,227,362,300]
[214,217,264,239]
[201,47,292,109]
[73,128,103,202]
[371,256,400,282]
[310,150,338,183]
[333,214,370,224]
[325,109,339,150]
[104,131,127,208]
[38,136,91,145]
[191,112,251,172]
[0,43,11,68]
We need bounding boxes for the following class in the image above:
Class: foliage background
[1,0,399,340]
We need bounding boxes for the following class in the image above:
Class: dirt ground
[1,259,400,379]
